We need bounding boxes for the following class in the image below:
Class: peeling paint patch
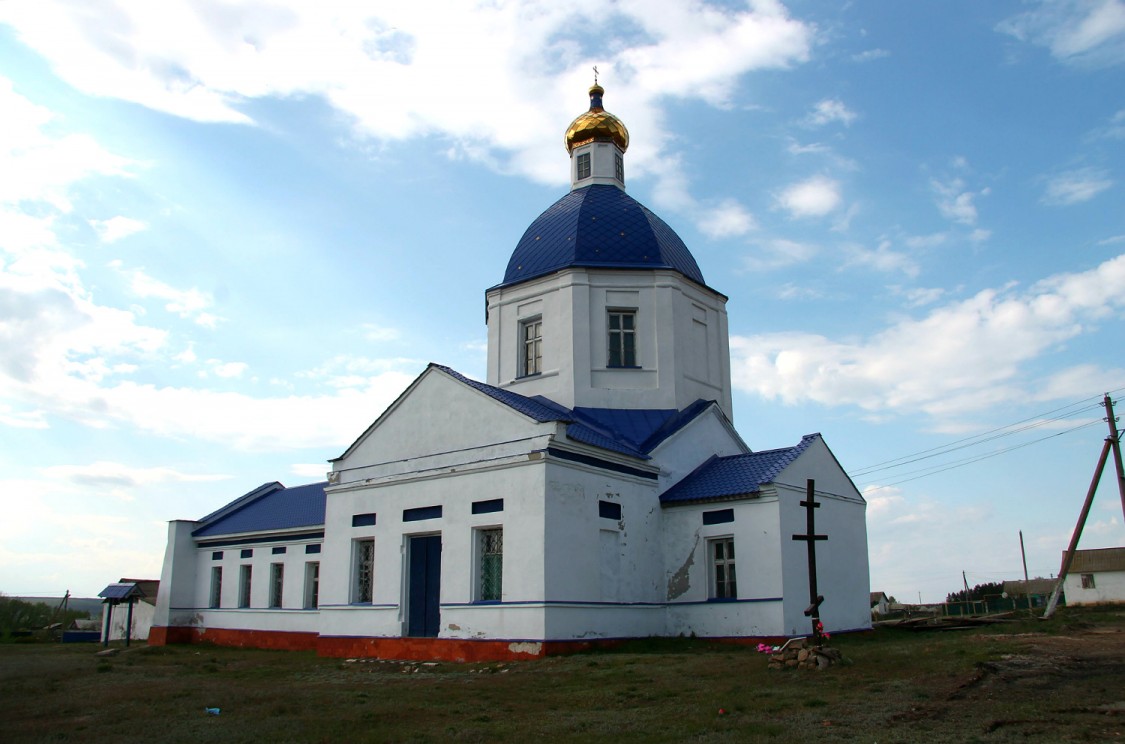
[447,623,461,631]
[667,535,700,600]
[507,641,543,655]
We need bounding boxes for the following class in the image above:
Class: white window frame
[269,562,284,608]
[521,317,542,376]
[709,536,737,600]
[1081,573,1096,589]
[352,538,375,604]
[238,564,252,608]
[607,308,637,367]
[475,527,503,602]
[209,566,223,609]
[304,561,320,609]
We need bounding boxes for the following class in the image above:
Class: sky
[1,0,1123,606]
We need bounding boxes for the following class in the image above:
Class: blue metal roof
[660,434,821,504]
[496,184,706,289]
[98,582,144,600]
[193,481,328,537]
[431,365,715,459]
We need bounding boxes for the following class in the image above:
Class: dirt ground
[882,623,1125,741]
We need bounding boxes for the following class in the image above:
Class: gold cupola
[564,84,630,153]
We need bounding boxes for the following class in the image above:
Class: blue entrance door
[408,535,441,637]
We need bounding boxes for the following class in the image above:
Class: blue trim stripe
[196,531,325,548]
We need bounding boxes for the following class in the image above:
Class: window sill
[472,600,502,605]
[515,372,541,380]
[707,597,739,603]
[605,365,642,370]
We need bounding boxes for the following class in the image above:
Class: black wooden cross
[791,479,828,646]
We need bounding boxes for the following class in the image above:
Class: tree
[946,581,1004,603]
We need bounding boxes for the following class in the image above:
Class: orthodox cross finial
[593,65,599,85]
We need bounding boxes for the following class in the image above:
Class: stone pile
[766,638,842,671]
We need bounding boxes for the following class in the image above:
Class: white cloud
[89,216,147,244]
[805,98,856,127]
[1042,167,1113,205]
[699,199,757,238]
[291,463,329,479]
[0,78,133,212]
[893,286,946,308]
[998,0,1125,66]
[741,238,818,271]
[931,177,985,226]
[852,48,890,62]
[207,360,249,379]
[730,252,1125,420]
[0,0,813,209]
[363,323,400,342]
[41,460,229,489]
[842,240,919,277]
[117,264,222,327]
[776,175,842,218]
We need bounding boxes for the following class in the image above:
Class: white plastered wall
[486,268,732,419]
[1063,570,1125,605]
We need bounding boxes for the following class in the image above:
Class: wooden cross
[792,479,828,645]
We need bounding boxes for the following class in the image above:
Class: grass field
[3,607,1123,743]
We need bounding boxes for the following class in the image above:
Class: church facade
[151,85,870,661]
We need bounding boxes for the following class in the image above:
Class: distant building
[870,591,891,616]
[1001,578,1056,608]
[1062,548,1125,606]
[152,83,871,661]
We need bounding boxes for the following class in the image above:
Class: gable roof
[660,434,820,504]
[193,481,327,538]
[1069,547,1125,573]
[336,363,719,463]
[1002,579,1056,597]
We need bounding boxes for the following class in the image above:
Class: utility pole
[1043,394,1125,619]
[1019,530,1029,582]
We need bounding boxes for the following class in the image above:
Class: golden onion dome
[564,84,629,153]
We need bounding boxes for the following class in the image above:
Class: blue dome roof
[498,185,705,288]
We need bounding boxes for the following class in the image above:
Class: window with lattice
[352,539,374,604]
[478,528,503,602]
[521,318,542,376]
[269,563,284,608]
[607,309,637,367]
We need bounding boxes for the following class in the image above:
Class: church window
[1081,573,1096,589]
[209,567,222,609]
[607,310,637,367]
[577,152,591,180]
[710,537,737,600]
[477,528,503,602]
[615,153,624,182]
[352,539,375,604]
[521,317,542,376]
[239,564,253,608]
[304,561,320,609]
[599,500,621,520]
[269,563,284,608]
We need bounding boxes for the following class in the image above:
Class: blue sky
[1,0,1123,605]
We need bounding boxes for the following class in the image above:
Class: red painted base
[147,626,847,661]
[149,626,625,661]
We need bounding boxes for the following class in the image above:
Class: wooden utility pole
[1043,394,1125,619]
[1019,530,1029,582]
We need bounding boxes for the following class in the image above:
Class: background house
[1063,548,1125,606]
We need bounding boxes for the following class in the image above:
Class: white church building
[151,84,871,661]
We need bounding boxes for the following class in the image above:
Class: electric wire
[848,389,1118,478]
[857,418,1104,492]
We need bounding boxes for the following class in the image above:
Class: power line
[849,386,1124,479]
[858,418,1103,492]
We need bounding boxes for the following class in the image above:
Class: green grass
[1,607,1123,743]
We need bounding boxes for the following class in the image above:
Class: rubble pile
[765,638,842,671]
